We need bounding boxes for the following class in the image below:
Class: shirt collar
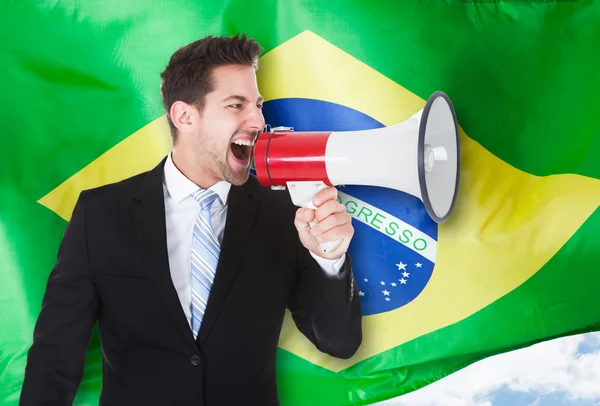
[163,152,231,206]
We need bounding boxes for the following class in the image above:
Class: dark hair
[159,33,263,140]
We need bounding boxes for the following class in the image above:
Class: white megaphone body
[253,91,460,254]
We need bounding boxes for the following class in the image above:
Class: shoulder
[80,170,147,200]
[75,167,155,217]
[243,174,298,217]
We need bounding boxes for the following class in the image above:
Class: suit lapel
[197,178,262,345]
[130,157,198,350]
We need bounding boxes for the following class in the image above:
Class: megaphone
[254,91,460,254]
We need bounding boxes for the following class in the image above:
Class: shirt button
[191,354,201,366]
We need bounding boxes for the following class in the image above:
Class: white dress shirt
[162,153,345,328]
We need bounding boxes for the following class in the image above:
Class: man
[20,33,362,405]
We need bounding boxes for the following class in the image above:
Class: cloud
[374,332,600,406]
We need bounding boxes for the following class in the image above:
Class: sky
[376,332,600,406]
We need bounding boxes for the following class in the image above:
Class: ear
[170,101,196,135]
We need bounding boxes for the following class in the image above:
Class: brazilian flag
[1,1,599,405]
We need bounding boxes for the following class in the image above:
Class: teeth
[232,139,255,147]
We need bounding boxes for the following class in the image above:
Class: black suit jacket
[20,156,362,406]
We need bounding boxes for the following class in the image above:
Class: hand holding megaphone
[290,182,345,254]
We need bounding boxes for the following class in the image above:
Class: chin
[230,174,249,186]
[223,167,250,186]
[223,156,252,185]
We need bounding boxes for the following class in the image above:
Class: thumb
[294,208,315,232]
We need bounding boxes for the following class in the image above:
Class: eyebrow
[223,95,264,104]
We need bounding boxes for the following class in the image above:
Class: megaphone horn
[254,91,460,253]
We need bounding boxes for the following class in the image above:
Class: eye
[257,104,263,110]
[228,104,242,109]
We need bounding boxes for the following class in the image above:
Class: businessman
[20,33,362,405]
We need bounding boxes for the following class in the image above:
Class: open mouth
[230,139,254,165]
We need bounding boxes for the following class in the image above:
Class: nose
[247,105,266,132]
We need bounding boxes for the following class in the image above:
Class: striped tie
[190,189,220,339]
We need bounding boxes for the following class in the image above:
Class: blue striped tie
[190,189,220,339]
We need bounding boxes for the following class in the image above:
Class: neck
[171,146,219,189]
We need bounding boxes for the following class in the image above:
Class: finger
[310,211,351,238]
[312,186,338,207]
[294,208,315,231]
[314,201,346,223]
[316,222,354,244]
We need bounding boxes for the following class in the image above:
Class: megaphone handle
[286,181,343,254]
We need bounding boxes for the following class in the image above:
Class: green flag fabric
[2,1,600,405]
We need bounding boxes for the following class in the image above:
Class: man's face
[190,64,265,186]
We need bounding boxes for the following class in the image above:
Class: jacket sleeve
[20,193,101,406]
[287,241,363,360]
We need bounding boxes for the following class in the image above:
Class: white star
[382,290,390,296]
[391,282,397,287]
[380,281,386,285]
[385,297,390,301]
[359,291,365,297]
[364,278,369,282]
[396,261,407,270]
[416,262,422,268]
[400,278,407,284]
[402,271,410,278]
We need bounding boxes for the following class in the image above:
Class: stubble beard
[209,147,250,186]
[201,131,251,186]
